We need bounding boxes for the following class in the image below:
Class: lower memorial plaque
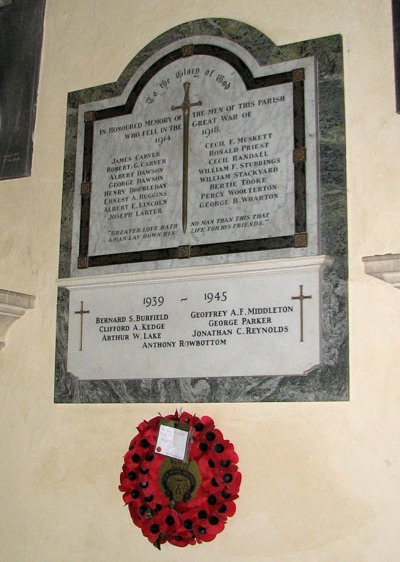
[61,257,329,380]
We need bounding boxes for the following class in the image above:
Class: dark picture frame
[392,0,400,113]
[0,0,46,180]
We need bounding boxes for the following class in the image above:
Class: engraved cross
[74,300,90,351]
[291,285,312,342]
[171,82,202,233]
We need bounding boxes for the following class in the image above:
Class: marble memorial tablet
[70,37,317,275]
[56,19,348,403]
[80,55,312,263]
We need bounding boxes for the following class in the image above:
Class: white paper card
[155,420,190,461]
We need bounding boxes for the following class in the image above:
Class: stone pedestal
[0,290,35,349]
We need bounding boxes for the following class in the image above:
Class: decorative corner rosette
[119,411,241,549]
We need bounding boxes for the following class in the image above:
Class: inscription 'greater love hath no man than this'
[77,50,308,267]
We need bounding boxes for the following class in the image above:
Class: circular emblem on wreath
[119,411,241,549]
[159,458,201,503]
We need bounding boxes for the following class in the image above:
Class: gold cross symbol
[291,285,312,342]
[74,300,90,351]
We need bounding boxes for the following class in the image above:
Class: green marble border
[55,19,348,403]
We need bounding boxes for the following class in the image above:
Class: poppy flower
[156,507,195,547]
[178,411,200,426]
[141,513,164,542]
[217,499,236,517]
[191,512,226,543]
[221,469,242,494]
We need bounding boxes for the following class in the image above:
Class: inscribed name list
[88,55,295,256]
[67,266,321,380]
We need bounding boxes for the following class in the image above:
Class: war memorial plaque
[75,51,314,269]
[56,19,348,403]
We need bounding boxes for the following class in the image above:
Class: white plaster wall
[1,0,399,560]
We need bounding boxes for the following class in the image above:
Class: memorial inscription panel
[72,42,317,274]
[65,259,328,381]
[89,63,298,255]
[56,19,348,403]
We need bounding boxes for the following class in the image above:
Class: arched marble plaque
[56,19,348,403]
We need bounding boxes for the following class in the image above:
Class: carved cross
[171,82,202,233]
[74,300,90,351]
[291,285,312,342]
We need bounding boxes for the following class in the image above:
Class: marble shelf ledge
[0,289,35,349]
[363,253,400,288]
[57,255,333,289]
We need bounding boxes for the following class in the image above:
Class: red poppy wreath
[119,411,241,549]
